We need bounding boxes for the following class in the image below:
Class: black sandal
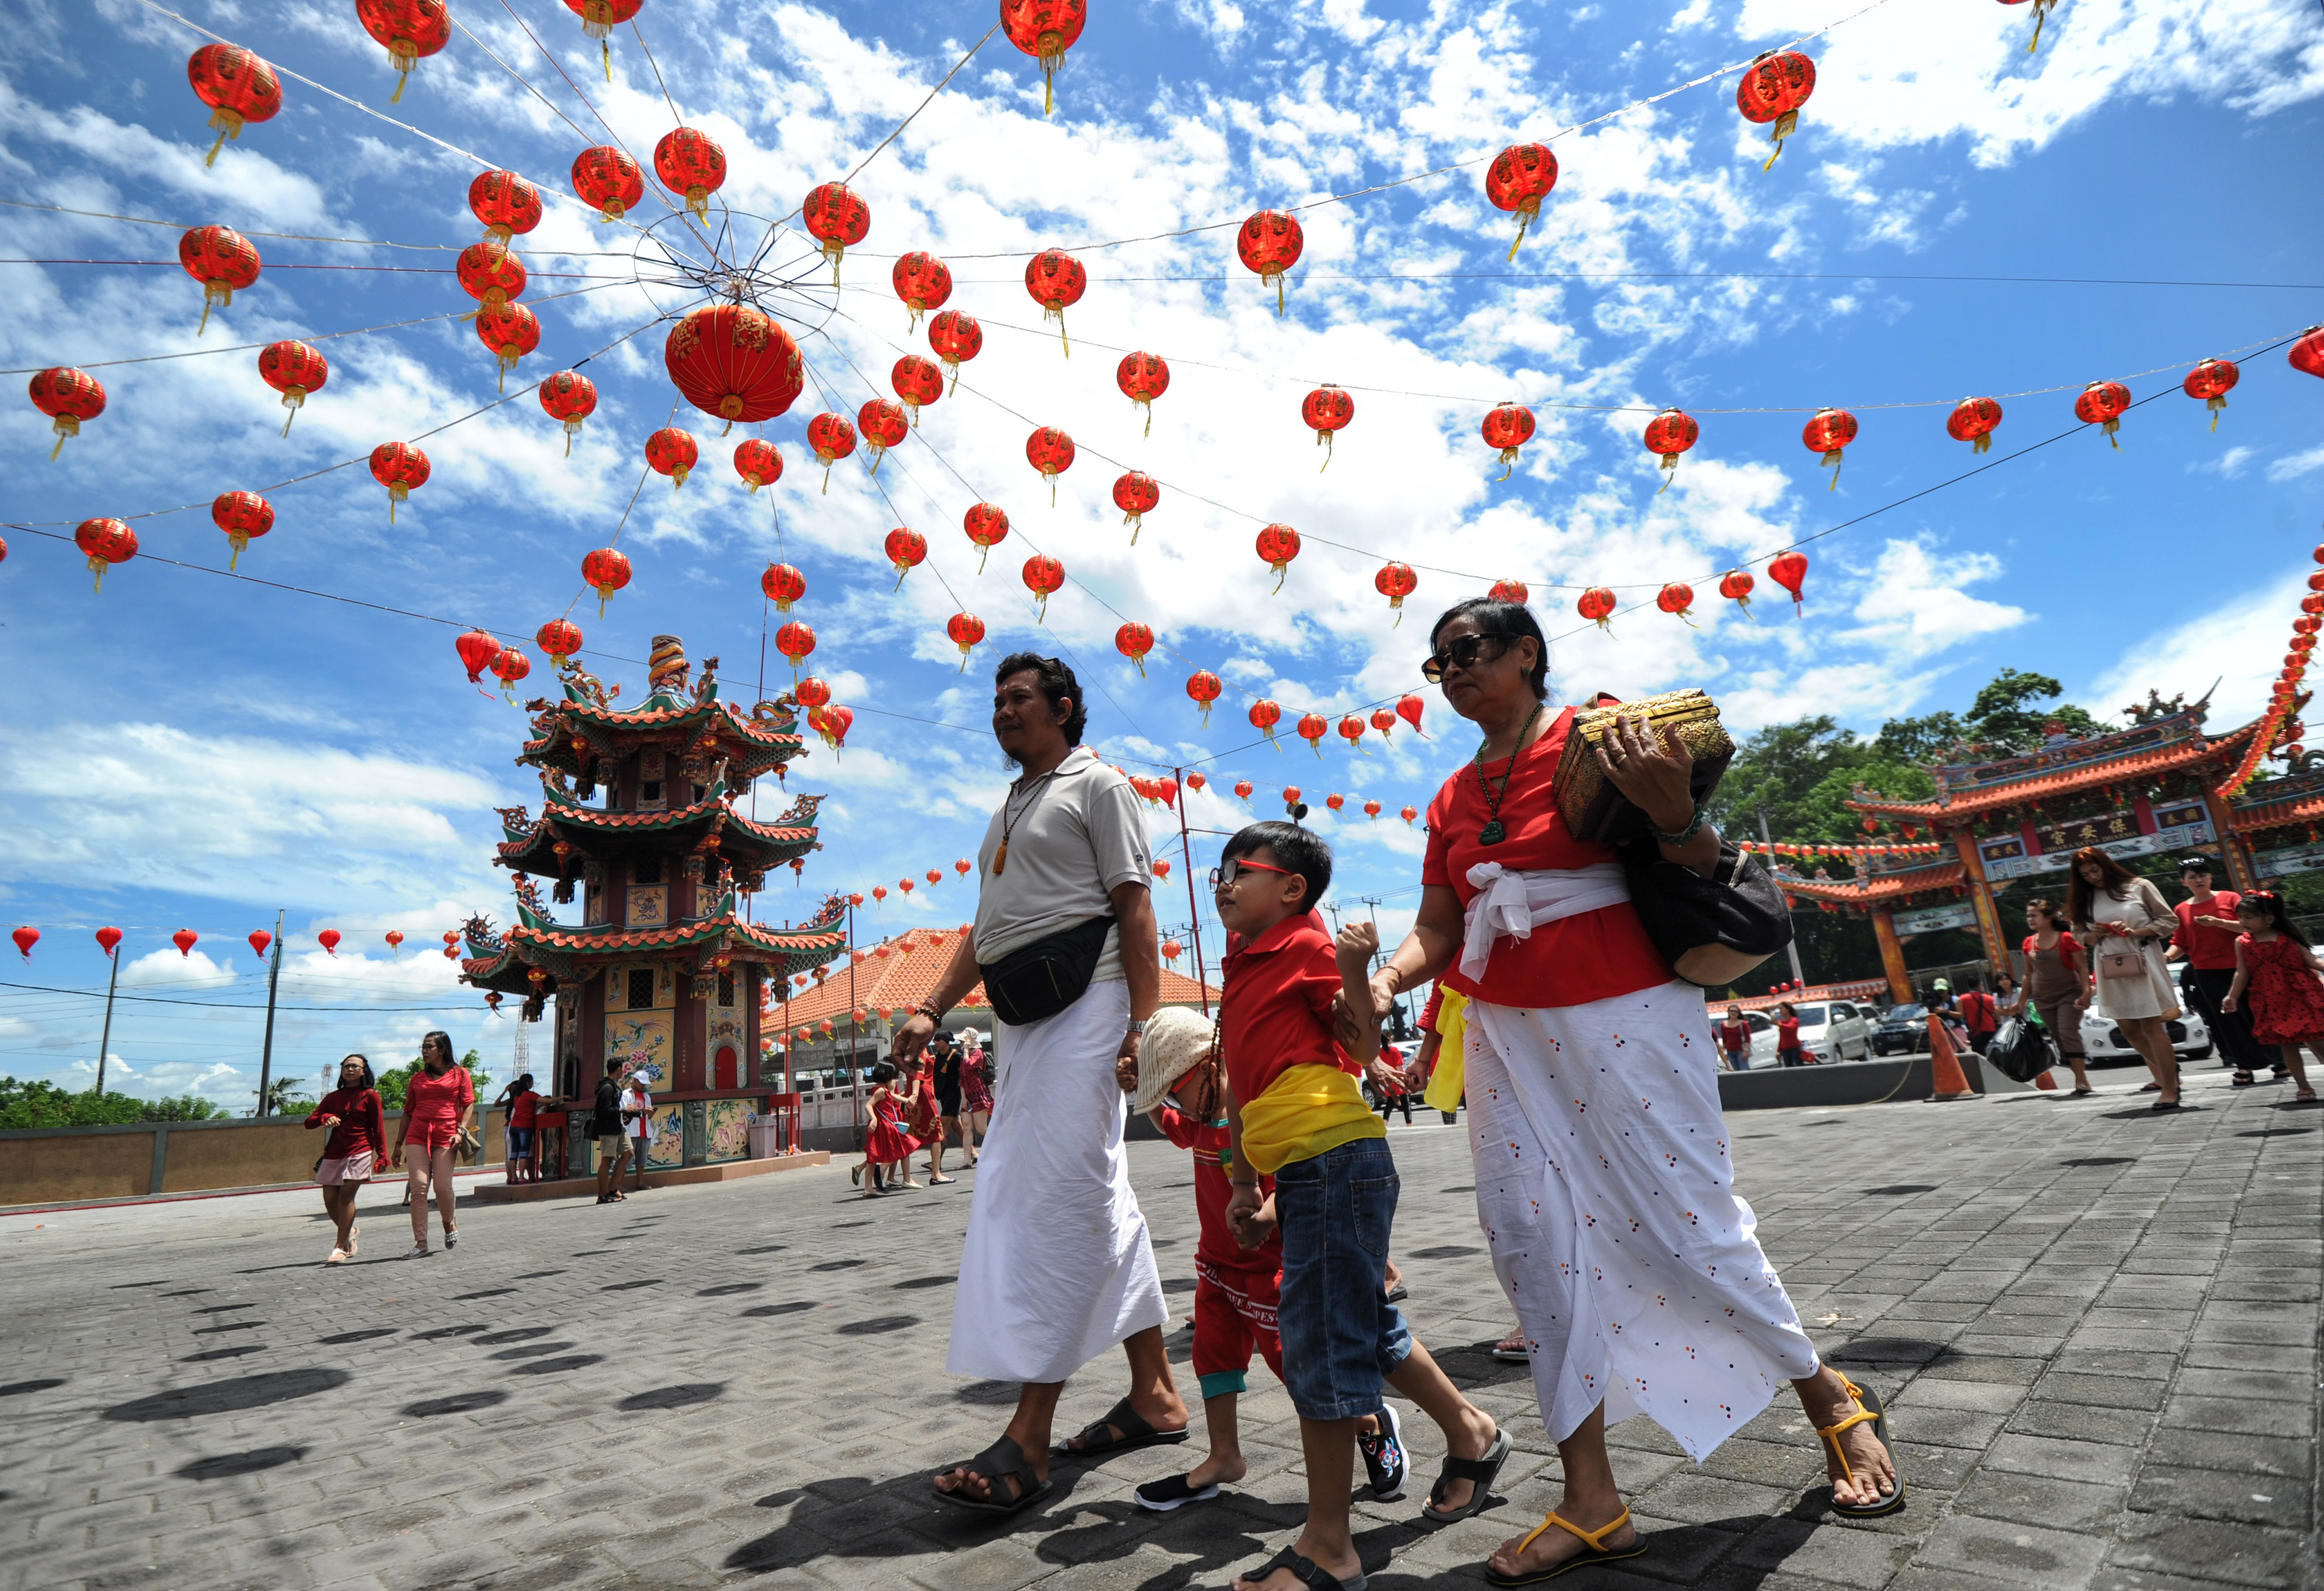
[1231,1545,1365,1591]
[2232,1071,2257,1087]
[1419,1426,1510,1525]
[932,1434,1051,1516]
[1055,1394,1190,1457]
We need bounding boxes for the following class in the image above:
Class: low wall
[1714,1055,1986,1110]
[0,1111,508,1211]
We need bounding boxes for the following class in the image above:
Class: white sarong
[1459,861,1630,982]
[947,978,1170,1384]
[1463,980,1819,1463]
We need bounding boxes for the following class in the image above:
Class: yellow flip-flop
[1483,1506,1646,1585]
[1818,1376,1907,1517]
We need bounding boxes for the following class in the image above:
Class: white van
[1741,1000,1874,1066]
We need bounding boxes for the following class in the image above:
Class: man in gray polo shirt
[896,653,1187,1514]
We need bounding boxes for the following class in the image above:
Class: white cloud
[2266,443,2324,483]
[2191,444,2257,479]
[119,948,237,989]
[1837,539,2028,660]
[2082,566,2311,728]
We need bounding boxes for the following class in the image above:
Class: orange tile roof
[1849,716,2266,824]
[2231,790,2324,835]
[761,925,1219,1031]
[1776,860,1966,904]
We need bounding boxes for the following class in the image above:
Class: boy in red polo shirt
[1214,822,1508,1591]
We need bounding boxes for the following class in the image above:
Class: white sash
[1460,861,1630,981]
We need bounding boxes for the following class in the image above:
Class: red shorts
[405,1122,460,1154]
[1192,1257,1283,1395]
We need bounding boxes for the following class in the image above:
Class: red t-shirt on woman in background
[1775,1017,1802,1053]
[1717,1020,1751,1058]
[1421,706,1671,1009]
[306,1088,386,1161]
[403,1065,474,1151]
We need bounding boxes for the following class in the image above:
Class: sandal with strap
[1816,1377,1906,1518]
[1419,1426,1510,1525]
[932,1433,1051,1516]
[1231,1545,1365,1591]
[1055,1394,1190,1458]
[1483,1507,1646,1587]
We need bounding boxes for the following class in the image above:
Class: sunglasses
[1420,633,1508,683]
[1209,857,1295,889]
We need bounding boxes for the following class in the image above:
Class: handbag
[1616,835,1793,987]
[1985,1013,2059,1083]
[1553,688,1736,846]
[455,1125,483,1165]
[977,914,1116,1028]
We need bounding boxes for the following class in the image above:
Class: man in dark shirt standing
[593,1065,631,1204]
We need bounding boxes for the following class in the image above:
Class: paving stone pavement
[2,1067,2317,1591]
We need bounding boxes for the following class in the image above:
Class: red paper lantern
[1118,352,1170,435]
[1642,407,1698,492]
[1326,793,1345,812]
[859,399,909,471]
[492,647,532,701]
[892,354,944,425]
[467,167,541,249]
[775,621,817,682]
[187,43,282,166]
[92,926,121,957]
[946,612,985,671]
[1399,804,1417,825]
[806,412,856,493]
[1718,568,1755,616]
[581,546,632,615]
[2182,358,2239,431]
[820,704,854,753]
[1022,554,1065,621]
[1001,0,1086,113]
[666,304,804,428]
[1576,587,1615,631]
[169,929,199,957]
[1161,938,1181,962]
[179,225,261,333]
[1115,622,1155,677]
[1481,402,1535,481]
[249,929,275,962]
[1369,707,1396,744]
[2291,327,2324,380]
[1363,799,1382,820]
[2073,380,2132,449]
[1234,780,1255,799]
[1483,143,1558,260]
[257,339,326,435]
[384,930,403,955]
[657,129,729,224]
[1946,396,2002,454]
[29,367,106,459]
[455,628,501,684]
[1735,49,1816,167]
[1237,210,1304,315]
[1375,561,1418,622]
[891,251,952,329]
[1026,426,1075,504]
[928,309,983,392]
[795,676,831,708]
[571,144,644,220]
[1186,772,1206,793]
[1656,582,1696,625]
[456,242,526,316]
[644,426,698,490]
[1301,386,1354,470]
[736,438,783,494]
[964,502,1010,572]
[1249,699,1282,743]
[211,490,273,571]
[1025,248,1087,355]
[1256,524,1301,593]
[1801,407,1857,488]
[1296,713,1329,757]
[1396,694,1426,734]
[369,442,429,522]
[1113,471,1160,542]
[1768,549,1809,613]
[539,370,598,455]
[1337,716,1367,754]
[761,562,805,612]
[1186,669,1223,726]
[537,619,583,668]
[1490,578,1530,605]
[357,0,449,102]
[474,302,540,391]
[74,518,137,592]
[884,528,928,591]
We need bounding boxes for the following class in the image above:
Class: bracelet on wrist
[1649,802,1707,847]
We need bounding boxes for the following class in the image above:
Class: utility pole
[1359,895,1409,1038]
[254,909,285,1116]
[94,939,121,1095]
[846,901,861,1148]
[1758,810,1810,990]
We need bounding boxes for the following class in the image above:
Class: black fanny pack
[978,914,1116,1028]
[1617,837,1792,988]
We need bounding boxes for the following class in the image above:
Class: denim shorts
[507,1128,533,1155]
[1272,1138,1411,1421]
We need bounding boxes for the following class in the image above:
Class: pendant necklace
[1473,702,1543,846]
[992,762,1064,876]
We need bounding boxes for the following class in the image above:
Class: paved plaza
[2,1068,2317,1591]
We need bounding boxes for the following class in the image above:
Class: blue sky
[3,0,2321,1104]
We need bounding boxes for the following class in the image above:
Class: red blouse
[1422,705,1671,1008]
[403,1065,474,1130]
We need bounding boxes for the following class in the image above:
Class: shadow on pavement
[103,1367,348,1422]
[176,1445,307,1480]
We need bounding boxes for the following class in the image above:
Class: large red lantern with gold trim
[946,612,985,672]
[1735,50,1816,167]
[1026,426,1075,503]
[892,252,952,329]
[456,242,526,316]
[1576,587,1615,631]
[187,43,282,166]
[1801,407,1857,488]
[1113,472,1159,542]
[644,426,698,490]
[467,168,541,249]
[657,129,729,224]
[571,145,644,221]
[2073,380,2132,449]
[179,225,261,333]
[892,355,943,426]
[561,0,640,78]
[539,370,598,455]
[1025,248,1086,356]
[1642,407,1698,492]
[2182,358,2239,431]
[75,518,138,592]
[1114,622,1154,678]
[1302,386,1353,470]
[28,367,105,459]
[1118,352,1169,435]
[1000,0,1085,114]
[211,490,273,571]
[929,309,983,392]
[1481,403,1534,481]
[858,399,908,472]
[666,305,804,430]
[1236,211,1304,316]
[1946,396,2001,453]
[806,412,856,493]
[1374,562,1418,624]
[1022,554,1064,621]
[736,439,783,494]
[1483,144,1558,260]
[761,563,804,614]
[802,180,868,280]
[537,619,583,668]
[964,502,1009,572]
[884,528,928,592]
[370,442,429,522]
[357,0,449,103]
[473,302,539,392]
[1256,524,1300,593]
[257,340,326,436]
[1186,669,1222,726]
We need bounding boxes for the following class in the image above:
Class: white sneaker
[403,1243,430,1259]
[444,1229,459,1249]
[326,1249,347,1266]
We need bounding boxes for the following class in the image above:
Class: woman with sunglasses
[1363,597,1899,1583]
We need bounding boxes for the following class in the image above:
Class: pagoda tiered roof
[519,672,806,783]
[1773,859,1966,907]
[1848,706,2264,825]
[2227,764,2324,836]
[459,890,848,995]
[492,787,823,876]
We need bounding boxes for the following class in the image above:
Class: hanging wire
[841,21,1004,187]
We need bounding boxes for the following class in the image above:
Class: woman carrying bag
[2068,849,2182,1111]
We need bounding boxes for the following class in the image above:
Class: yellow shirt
[1236,1064,1386,1175]
[1423,988,1467,1114]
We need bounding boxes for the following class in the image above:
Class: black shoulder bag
[978,915,1117,1028]
[1616,837,1794,988]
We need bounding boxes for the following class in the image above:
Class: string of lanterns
[2217,546,2324,799]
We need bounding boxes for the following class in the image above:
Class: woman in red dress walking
[306,1054,385,1264]
[391,1031,475,1256]
[857,1062,916,1197]
[905,1055,953,1184]
[2221,892,2321,1101]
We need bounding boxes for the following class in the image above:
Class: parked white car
[2080,1007,2213,1065]
[1714,1001,1876,1067]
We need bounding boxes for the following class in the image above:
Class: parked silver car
[1732,1000,1876,1067]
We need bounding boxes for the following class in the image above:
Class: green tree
[1961,668,2102,755]
[0,1079,226,1129]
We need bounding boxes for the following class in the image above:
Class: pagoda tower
[458,633,845,1172]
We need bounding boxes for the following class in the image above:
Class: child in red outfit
[2221,892,2321,1101]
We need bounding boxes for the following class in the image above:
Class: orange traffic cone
[2032,1069,2058,1091]
[1926,1014,1977,1101]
